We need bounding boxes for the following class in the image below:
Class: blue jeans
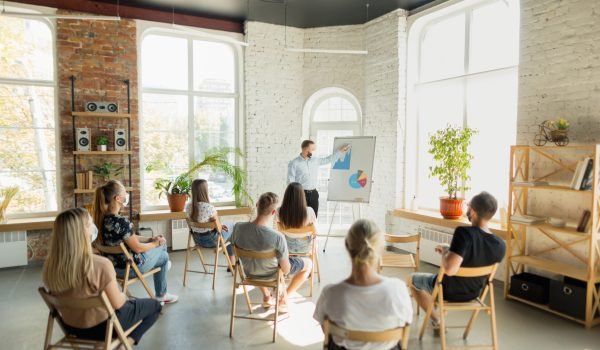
[192,222,234,256]
[117,245,170,297]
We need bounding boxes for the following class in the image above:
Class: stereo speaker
[76,128,91,151]
[85,101,118,113]
[114,128,127,151]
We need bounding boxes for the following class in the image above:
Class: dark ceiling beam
[8,0,244,33]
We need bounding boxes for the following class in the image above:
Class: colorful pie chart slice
[349,170,368,189]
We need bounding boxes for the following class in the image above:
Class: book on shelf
[511,214,547,224]
[76,171,94,190]
[513,181,549,187]
[570,158,593,190]
[576,210,591,232]
[579,159,594,191]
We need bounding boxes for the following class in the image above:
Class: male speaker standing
[287,140,349,217]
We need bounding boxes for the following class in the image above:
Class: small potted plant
[92,162,123,182]
[96,135,109,152]
[550,118,570,143]
[428,125,477,219]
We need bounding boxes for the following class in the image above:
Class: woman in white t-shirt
[275,182,317,253]
[313,219,413,350]
[185,179,234,266]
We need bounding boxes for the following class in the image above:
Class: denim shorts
[289,256,306,275]
[412,272,437,295]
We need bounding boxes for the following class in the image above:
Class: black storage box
[549,277,599,320]
[510,272,551,304]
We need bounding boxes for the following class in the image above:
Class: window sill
[0,207,253,232]
[392,208,507,240]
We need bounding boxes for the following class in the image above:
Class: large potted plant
[153,148,251,212]
[92,162,123,182]
[428,125,477,219]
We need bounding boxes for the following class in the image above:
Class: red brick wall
[56,13,140,213]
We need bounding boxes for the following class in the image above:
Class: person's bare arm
[279,258,291,275]
[124,234,160,254]
[104,279,126,310]
[435,244,463,276]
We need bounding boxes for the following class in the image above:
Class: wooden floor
[1,237,599,349]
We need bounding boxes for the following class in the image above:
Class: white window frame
[405,0,519,209]
[138,23,245,210]
[0,4,60,219]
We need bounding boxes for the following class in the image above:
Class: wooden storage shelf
[506,294,600,326]
[512,184,592,193]
[510,255,590,281]
[71,112,131,118]
[74,187,134,194]
[512,222,589,236]
[73,151,133,155]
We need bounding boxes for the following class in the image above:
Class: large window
[0,12,57,215]
[140,31,238,208]
[412,0,519,210]
[305,88,362,231]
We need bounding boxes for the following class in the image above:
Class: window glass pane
[0,16,53,81]
[141,35,188,90]
[313,97,358,122]
[469,0,520,73]
[416,79,464,209]
[193,41,235,93]
[0,84,57,213]
[193,97,236,203]
[420,14,465,82]
[141,94,189,206]
[467,69,518,207]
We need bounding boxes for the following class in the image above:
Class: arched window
[0,9,57,216]
[304,88,362,230]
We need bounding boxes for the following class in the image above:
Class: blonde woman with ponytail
[43,208,161,345]
[93,180,178,304]
[313,220,413,350]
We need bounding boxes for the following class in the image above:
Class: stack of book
[76,171,94,190]
[570,158,594,190]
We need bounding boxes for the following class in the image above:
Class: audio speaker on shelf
[76,128,90,151]
[114,128,127,151]
[85,101,118,113]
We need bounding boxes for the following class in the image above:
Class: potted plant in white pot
[428,125,477,219]
[96,135,109,152]
[152,148,251,212]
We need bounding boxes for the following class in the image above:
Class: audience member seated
[93,180,178,304]
[231,192,312,312]
[42,208,162,346]
[313,219,413,350]
[408,191,506,334]
[185,178,235,267]
[275,182,317,253]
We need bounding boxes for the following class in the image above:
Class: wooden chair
[94,242,161,298]
[276,223,321,297]
[323,319,410,350]
[183,218,234,290]
[38,287,141,350]
[229,246,285,343]
[379,233,421,272]
[419,264,500,350]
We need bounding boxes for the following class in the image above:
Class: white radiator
[0,231,28,268]
[171,219,189,251]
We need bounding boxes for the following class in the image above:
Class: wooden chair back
[38,287,137,350]
[186,217,221,234]
[380,232,421,272]
[276,222,320,296]
[323,320,409,349]
[277,223,316,239]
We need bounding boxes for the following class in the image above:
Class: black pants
[327,336,402,350]
[304,189,319,217]
[63,298,162,344]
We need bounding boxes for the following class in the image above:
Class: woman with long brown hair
[43,208,161,345]
[185,178,235,266]
[93,180,178,304]
[276,182,317,253]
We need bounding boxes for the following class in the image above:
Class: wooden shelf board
[511,255,589,281]
[511,222,590,236]
[72,112,130,118]
[73,151,133,155]
[0,216,54,232]
[75,187,134,194]
[512,184,593,193]
[138,207,252,222]
[512,145,597,150]
[506,294,594,326]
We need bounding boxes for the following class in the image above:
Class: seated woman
[275,182,317,254]
[313,219,413,350]
[185,178,235,267]
[93,180,178,304]
[42,208,162,346]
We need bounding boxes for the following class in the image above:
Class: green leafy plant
[96,135,109,146]
[553,118,570,130]
[92,162,123,180]
[0,186,19,222]
[428,125,477,199]
[152,147,251,206]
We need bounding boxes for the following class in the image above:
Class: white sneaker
[157,293,178,304]
[167,260,172,271]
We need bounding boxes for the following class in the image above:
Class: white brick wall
[517,0,600,144]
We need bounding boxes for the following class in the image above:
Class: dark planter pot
[167,194,188,212]
[439,197,464,219]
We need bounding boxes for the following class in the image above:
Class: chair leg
[134,266,155,299]
[490,285,499,350]
[242,284,252,314]
[314,243,321,283]
[463,309,481,339]
[439,292,447,350]
[223,243,234,276]
[195,248,208,273]
[122,265,131,296]
[183,247,191,287]
[212,240,220,290]
[229,271,238,338]
[419,299,434,340]
[272,282,279,343]
[43,313,54,350]
[105,318,114,350]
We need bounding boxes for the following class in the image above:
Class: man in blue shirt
[287,140,349,217]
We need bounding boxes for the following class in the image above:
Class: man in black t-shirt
[408,192,506,332]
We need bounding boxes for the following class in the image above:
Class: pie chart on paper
[349,170,368,189]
